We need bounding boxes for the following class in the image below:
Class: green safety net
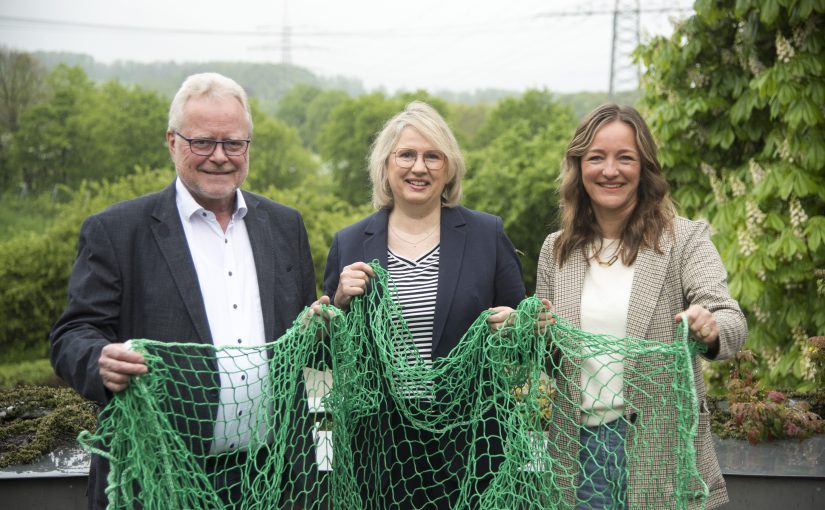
[78,261,708,509]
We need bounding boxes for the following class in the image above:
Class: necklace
[390,225,438,246]
[592,239,624,267]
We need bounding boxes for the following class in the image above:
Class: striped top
[387,245,440,398]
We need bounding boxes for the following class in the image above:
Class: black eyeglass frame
[391,149,447,170]
[174,131,251,156]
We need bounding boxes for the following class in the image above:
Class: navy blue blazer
[323,205,525,358]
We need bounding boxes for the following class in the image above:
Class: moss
[0,385,96,467]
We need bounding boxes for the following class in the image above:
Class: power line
[534,1,692,95]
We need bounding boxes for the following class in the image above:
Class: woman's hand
[487,298,556,334]
[676,304,720,349]
[536,298,556,334]
[306,295,336,322]
[334,261,375,310]
[487,306,516,333]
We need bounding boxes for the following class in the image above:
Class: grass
[0,359,61,389]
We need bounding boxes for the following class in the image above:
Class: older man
[50,72,319,509]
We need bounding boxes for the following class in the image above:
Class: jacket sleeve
[535,233,557,302]
[680,221,748,361]
[494,216,526,308]
[322,232,342,306]
[296,212,318,307]
[49,215,121,404]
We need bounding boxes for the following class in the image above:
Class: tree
[469,89,572,150]
[317,92,403,206]
[302,89,349,152]
[6,66,169,194]
[463,90,576,292]
[89,80,169,180]
[638,0,825,390]
[7,65,96,194]
[0,48,46,134]
[247,104,320,190]
[276,84,349,152]
[0,48,48,192]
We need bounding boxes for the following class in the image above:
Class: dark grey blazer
[50,181,317,509]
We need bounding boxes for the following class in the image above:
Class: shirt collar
[175,177,248,221]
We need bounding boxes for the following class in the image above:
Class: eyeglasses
[392,148,446,170]
[174,131,251,157]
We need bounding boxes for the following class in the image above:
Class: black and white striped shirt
[387,245,439,397]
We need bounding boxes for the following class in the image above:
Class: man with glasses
[50,72,319,509]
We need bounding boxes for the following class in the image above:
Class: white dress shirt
[175,178,268,453]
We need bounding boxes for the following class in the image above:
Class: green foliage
[0,359,59,388]
[0,47,47,134]
[448,102,493,148]
[638,0,825,390]
[471,89,572,149]
[464,90,576,292]
[4,65,168,195]
[318,92,401,206]
[555,90,642,122]
[32,52,365,106]
[0,169,174,363]
[0,190,63,237]
[276,85,350,152]
[247,103,320,190]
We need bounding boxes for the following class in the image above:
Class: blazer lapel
[363,209,390,270]
[625,238,673,342]
[624,236,674,383]
[150,182,213,344]
[432,207,467,353]
[557,248,588,329]
[243,192,277,342]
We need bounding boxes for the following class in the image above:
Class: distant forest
[31,51,640,117]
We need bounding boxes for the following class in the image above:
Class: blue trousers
[577,418,628,509]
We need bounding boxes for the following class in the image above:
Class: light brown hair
[555,103,675,266]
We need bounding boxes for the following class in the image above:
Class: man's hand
[99,343,148,393]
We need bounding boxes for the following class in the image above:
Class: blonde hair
[369,101,464,209]
[556,103,675,266]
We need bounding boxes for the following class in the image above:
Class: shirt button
[233,304,238,309]
[241,375,246,381]
[229,443,235,449]
[228,271,233,276]
[238,410,243,417]
[201,212,207,217]
[237,338,242,344]
[224,239,228,244]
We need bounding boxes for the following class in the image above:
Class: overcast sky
[0,0,694,94]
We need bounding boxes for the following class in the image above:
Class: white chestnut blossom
[776,32,795,63]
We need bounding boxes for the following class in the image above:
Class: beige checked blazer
[536,216,747,509]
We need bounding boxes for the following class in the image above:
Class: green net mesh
[78,261,708,509]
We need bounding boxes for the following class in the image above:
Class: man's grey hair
[167,72,253,134]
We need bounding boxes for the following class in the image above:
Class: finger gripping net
[79,261,707,509]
